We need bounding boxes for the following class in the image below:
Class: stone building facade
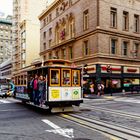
[12,0,46,75]
[39,0,140,93]
[0,16,12,64]
[0,59,12,79]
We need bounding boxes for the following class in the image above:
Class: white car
[0,89,7,98]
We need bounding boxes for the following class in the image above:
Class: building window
[134,15,139,33]
[49,28,52,36]
[122,41,128,56]
[133,43,139,57]
[83,9,89,30]
[43,18,46,26]
[43,43,46,50]
[49,39,52,47]
[62,48,66,59]
[43,31,46,38]
[55,50,59,59]
[69,20,74,38]
[49,14,52,22]
[49,53,52,59]
[110,7,117,28]
[111,39,117,54]
[43,55,46,61]
[123,11,129,31]
[83,40,89,56]
[0,46,3,50]
[69,46,73,59]
[56,8,59,17]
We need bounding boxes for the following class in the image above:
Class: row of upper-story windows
[42,9,88,49]
[43,46,73,61]
[110,7,139,33]
[83,39,139,58]
[111,38,139,58]
[1,70,11,76]
[42,37,139,62]
[43,40,89,61]
[0,25,11,30]
[42,0,74,27]
[0,30,11,34]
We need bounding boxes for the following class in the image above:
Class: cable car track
[81,104,140,119]
[60,113,140,140]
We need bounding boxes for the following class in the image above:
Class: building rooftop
[0,15,12,25]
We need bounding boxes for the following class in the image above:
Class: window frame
[133,43,139,57]
[123,11,129,31]
[122,41,128,56]
[83,9,89,31]
[49,68,60,87]
[83,40,89,56]
[72,70,80,87]
[134,14,139,33]
[110,7,117,28]
[110,38,117,54]
[61,68,71,87]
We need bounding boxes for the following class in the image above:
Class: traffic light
[83,64,88,74]
[107,65,111,73]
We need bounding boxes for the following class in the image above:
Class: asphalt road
[82,95,140,132]
[0,98,110,140]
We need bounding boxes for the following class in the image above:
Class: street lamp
[107,65,112,96]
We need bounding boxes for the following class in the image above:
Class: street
[0,95,140,140]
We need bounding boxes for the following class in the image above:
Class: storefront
[83,64,140,94]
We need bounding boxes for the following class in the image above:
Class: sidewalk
[83,91,140,99]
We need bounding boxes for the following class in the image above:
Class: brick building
[39,0,140,93]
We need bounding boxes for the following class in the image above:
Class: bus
[0,78,15,97]
[14,59,83,112]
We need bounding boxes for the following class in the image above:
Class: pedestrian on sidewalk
[97,83,104,96]
[89,82,94,94]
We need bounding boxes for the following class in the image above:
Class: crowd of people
[28,74,46,107]
[83,80,105,96]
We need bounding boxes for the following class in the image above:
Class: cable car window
[15,77,17,85]
[21,75,23,85]
[61,69,71,86]
[24,75,27,85]
[50,69,60,86]
[72,70,80,86]
[18,76,20,85]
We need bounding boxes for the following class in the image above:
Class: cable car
[14,59,83,112]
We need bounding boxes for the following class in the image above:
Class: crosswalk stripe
[114,98,140,104]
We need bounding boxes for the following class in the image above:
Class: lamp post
[107,65,112,96]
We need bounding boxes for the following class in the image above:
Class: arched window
[68,14,75,38]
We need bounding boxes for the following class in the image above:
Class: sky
[0,0,54,18]
[0,0,13,17]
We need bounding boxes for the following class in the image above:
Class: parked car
[0,89,7,98]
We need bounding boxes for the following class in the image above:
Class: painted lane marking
[114,98,140,104]
[0,99,11,103]
[42,119,74,138]
[0,109,27,112]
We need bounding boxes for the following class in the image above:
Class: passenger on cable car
[28,76,34,102]
[38,75,46,107]
[32,74,39,105]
